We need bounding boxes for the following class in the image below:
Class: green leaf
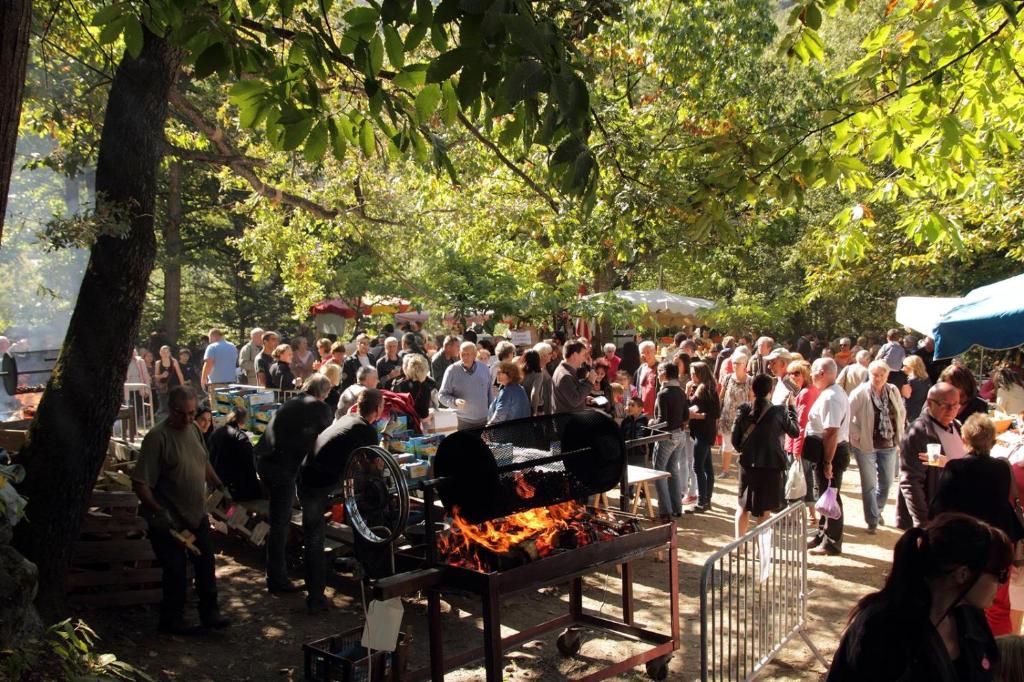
[304,122,328,163]
[860,24,891,52]
[238,100,269,128]
[383,25,404,69]
[430,23,448,52]
[98,17,125,45]
[281,117,314,151]
[393,65,427,88]
[328,118,348,160]
[867,136,891,163]
[359,119,375,157]
[368,32,385,75]
[504,59,547,107]
[344,6,380,25]
[803,2,822,30]
[415,0,433,24]
[404,24,428,51]
[835,156,867,173]
[194,43,229,79]
[229,80,268,106]
[122,15,144,59]
[501,14,550,59]
[426,48,466,83]
[440,81,458,126]
[415,83,443,123]
[90,4,124,26]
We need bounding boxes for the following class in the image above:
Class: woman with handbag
[732,373,801,537]
[930,413,1024,636]
[785,360,820,525]
[687,362,721,513]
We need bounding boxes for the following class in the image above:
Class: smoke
[1,134,89,352]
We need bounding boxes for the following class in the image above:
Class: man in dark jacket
[255,375,333,593]
[552,341,595,413]
[897,382,964,529]
[652,362,689,520]
[298,388,385,611]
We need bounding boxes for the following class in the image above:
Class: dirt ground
[85,454,898,681]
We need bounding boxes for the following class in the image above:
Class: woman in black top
[687,361,721,512]
[268,344,297,392]
[941,364,989,423]
[619,340,641,377]
[153,345,185,415]
[732,373,800,537]
[177,348,199,389]
[209,408,262,501]
[902,354,932,424]
[392,353,435,420]
[587,358,614,415]
[828,513,1010,682]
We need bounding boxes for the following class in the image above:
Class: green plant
[1,619,152,681]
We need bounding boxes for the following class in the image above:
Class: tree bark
[0,0,32,243]
[14,28,182,617]
[163,159,183,345]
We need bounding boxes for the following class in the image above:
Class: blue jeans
[653,431,685,516]
[693,434,715,507]
[854,446,897,527]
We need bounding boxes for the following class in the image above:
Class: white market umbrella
[585,289,715,326]
[895,296,963,337]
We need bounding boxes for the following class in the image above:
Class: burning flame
[438,502,594,572]
[514,474,536,500]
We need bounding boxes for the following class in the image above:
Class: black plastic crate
[303,627,409,682]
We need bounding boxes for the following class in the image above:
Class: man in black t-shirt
[298,389,385,612]
[254,376,332,593]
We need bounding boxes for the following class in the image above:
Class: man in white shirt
[804,357,851,556]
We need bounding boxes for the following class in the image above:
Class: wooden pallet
[67,489,162,608]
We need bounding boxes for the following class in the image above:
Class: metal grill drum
[432,410,625,524]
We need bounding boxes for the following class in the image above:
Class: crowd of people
[125,320,1024,680]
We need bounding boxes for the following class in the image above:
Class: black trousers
[812,443,849,552]
[148,519,218,624]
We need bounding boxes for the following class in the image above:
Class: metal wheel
[556,627,582,656]
[341,445,409,545]
[645,654,670,680]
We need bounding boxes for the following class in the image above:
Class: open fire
[436,501,640,573]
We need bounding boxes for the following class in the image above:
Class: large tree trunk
[0,0,32,243]
[14,28,181,618]
[163,159,183,345]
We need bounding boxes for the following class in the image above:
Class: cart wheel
[645,655,670,680]
[556,628,582,656]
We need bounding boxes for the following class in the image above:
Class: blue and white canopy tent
[932,273,1024,360]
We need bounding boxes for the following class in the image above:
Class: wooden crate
[67,489,162,608]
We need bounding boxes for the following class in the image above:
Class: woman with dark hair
[587,358,614,414]
[687,361,721,513]
[520,349,553,416]
[209,408,262,501]
[941,364,989,423]
[931,414,1024,637]
[992,367,1024,416]
[732,373,800,537]
[195,405,214,450]
[619,340,641,377]
[828,513,1011,681]
[268,344,298,392]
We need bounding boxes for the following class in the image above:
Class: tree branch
[754,13,1016,179]
[166,144,267,168]
[456,111,561,213]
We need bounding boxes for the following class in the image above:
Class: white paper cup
[927,443,941,464]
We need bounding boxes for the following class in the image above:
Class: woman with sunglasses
[784,360,820,525]
[828,513,1011,681]
[930,414,1024,637]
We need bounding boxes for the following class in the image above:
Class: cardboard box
[429,408,458,434]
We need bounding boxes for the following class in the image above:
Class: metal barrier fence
[123,382,155,432]
[699,502,829,681]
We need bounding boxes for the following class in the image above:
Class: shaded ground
[86,454,897,681]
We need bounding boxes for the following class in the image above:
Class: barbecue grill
[346,411,678,681]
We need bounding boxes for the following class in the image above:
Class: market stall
[933,272,1024,359]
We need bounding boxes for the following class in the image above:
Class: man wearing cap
[766,347,794,405]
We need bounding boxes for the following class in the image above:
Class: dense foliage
[9,0,1024,345]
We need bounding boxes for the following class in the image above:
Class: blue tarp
[933,272,1024,359]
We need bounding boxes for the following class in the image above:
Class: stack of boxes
[212,386,280,435]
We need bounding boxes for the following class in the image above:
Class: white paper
[758,529,773,584]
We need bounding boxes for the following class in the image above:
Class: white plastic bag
[784,458,806,500]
